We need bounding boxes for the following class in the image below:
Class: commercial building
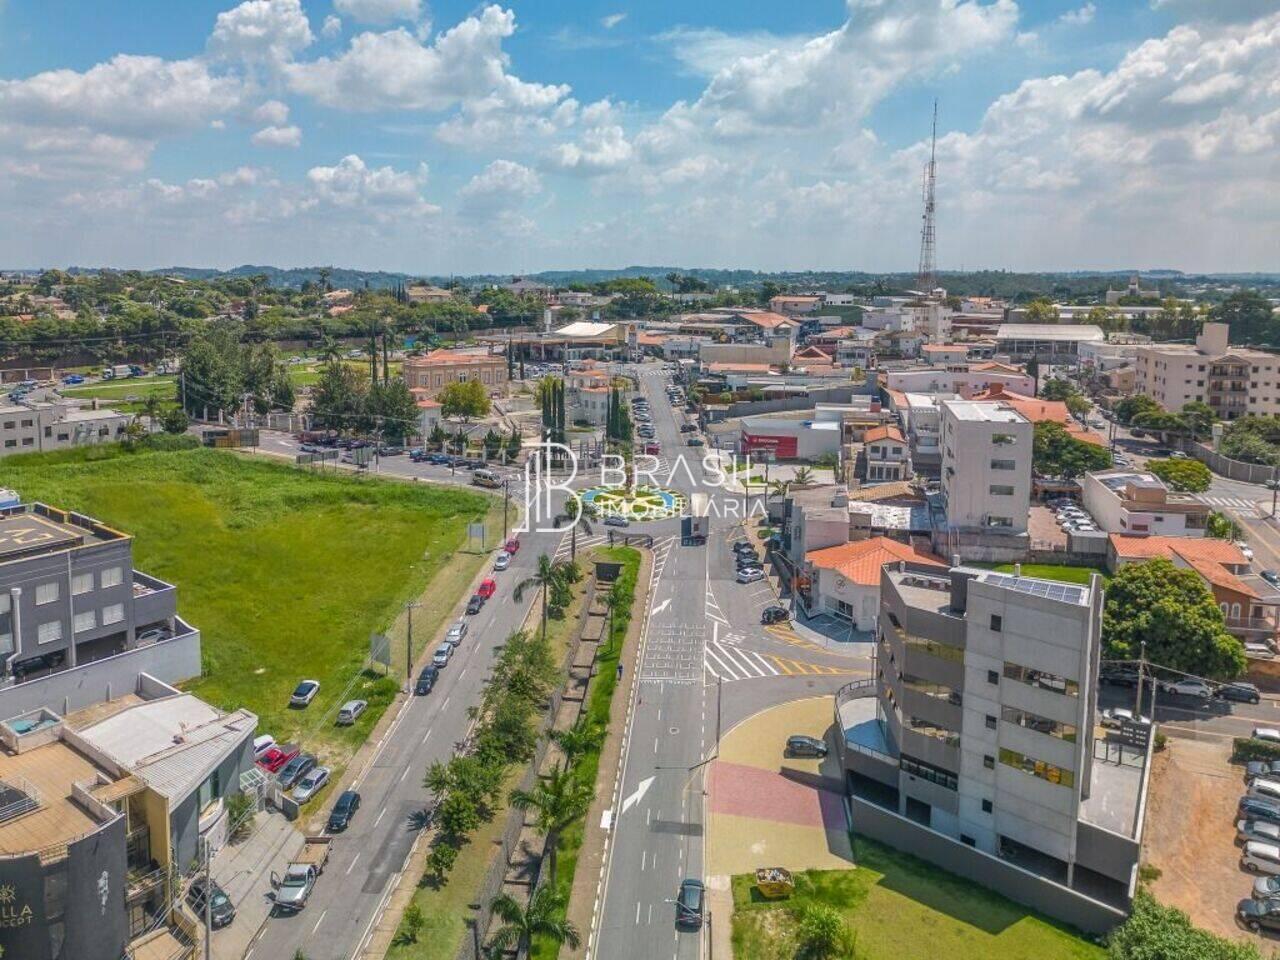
[739,414,842,461]
[993,324,1104,362]
[1080,470,1210,538]
[939,400,1033,538]
[836,565,1147,934]
[1108,535,1280,647]
[1105,275,1160,305]
[0,502,201,712]
[884,364,1034,400]
[769,295,823,315]
[0,400,131,457]
[0,674,255,960]
[802,537,942,628]
[403,348,509,398]
[1135,322,1279,419]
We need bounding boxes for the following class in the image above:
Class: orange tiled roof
[807,537,945,587]
[864,425,905,444]
[706,361,775,373]
[407,349,501,366]
[1109,534,1247,564]
[735,311,796,330]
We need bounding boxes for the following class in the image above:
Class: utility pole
[502,479,511,540]
[404,599,420,691]
[1269,468,1278,518]
[203,840,212,960]
[1134,640,1147,719]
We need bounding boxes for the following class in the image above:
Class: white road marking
[621,776,655,815]
[312,909,327,934]
[636,901,642,924]
[346,853,362,875]
[399,766,412,784]
[421,725,433,745]
[652,597,672,616]
[373,808,387,828]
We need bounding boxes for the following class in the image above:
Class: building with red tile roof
[803,537,944,628]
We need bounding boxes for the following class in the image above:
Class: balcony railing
[1226,617,1278,636]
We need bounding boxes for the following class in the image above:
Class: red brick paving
[708,759,845,830]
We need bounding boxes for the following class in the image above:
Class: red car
[477,579,497,599]
[504,538,520,555]
[257,743,299,774]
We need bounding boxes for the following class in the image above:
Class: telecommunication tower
[917,99,938,292]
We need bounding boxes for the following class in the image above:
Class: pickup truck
[272,836,331,913]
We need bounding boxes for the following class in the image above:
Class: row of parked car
[733,538,766,584]
[1235,744,1280,932]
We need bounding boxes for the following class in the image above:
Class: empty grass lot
[3,444,495,759]
[987,563,1109,586]
[731,838,1104,960]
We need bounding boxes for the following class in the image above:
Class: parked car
[493,552,511,571]
[415,665,439,695]
[686,438,704,447]
[1244,841,1280,875]
[1237,541,1256,561]
[278,753,317,790]
[1246,643,1277,660]
[1100,666,1140,686]
[1239,797,1280,826]
[761,605,789,625]
[466,595,485,615]
[675,879,705,929]
[336,699,367,726]
[292,766,331,803]
[785,735,828,758]
[446,621,468,645]
[1252,875,1280,900]
[253,734,276,760]
[257,744,299,774]
[736,568,765,584]
[476,578,497,599]
[604,516,630,527]
[433,644,453,668]
[327,790,361,832]
[137,627,171,645]
[1238,819,1280,846]
[1260,570,1280,588]
[1238,897,1280,933]
[504,538,520,555]
[290,680,320,707]
[1219,682,1262,704]
[1247,761,1280,783]
[187,877,236,928]
[1254,728,1280,744]
[1163,678,1213,699]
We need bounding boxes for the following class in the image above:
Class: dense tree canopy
[1219,415,1280,466]
[1032,422,1112,480]
[1108,890,1261,960]
[1146,458,1212,493]
[1102,557,1245,680]
[437,379,491,421]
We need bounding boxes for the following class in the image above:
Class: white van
[1243,841,1280,875]
[1249,778,1280,803]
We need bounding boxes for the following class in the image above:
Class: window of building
[899,755,957,791]
[197,768,222,814]
[1001,706,1078,742]
[20,438,32,447]
[999,748,1075,788]
[905,715,960,748]
[1003,661,1079,697]
[990,458,1016,470]
[902,672,961,706]
[100,566,124,588]
[986,516,1014,528]
[902,631,965,664]
[992,434,1017,445]
[985,714,997,730]
[987,669,999,685]
[3,440,13,448]
[961,835,976,847]
[990,614,1002,631]
[35,582,59,605]
[983,754,995,770]
[38,620,63,644]
[73,610,96,634]
[982,799,993,814]
[72,572,94,596]
[102,603,125,626]
[989,484,1015,496]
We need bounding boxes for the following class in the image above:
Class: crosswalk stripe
[704,643,743,681]
[745,649,779,676]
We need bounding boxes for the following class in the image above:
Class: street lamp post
[404,599,420,691]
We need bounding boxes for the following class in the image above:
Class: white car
[292,766,330,803]
[253,734,276,760]
[1163,678,1212,699]
[1100,708,1150,729]
[1243,841,1280,875]
[446,621,468,645]
[1236,542,1255,561]
[1239,820,1280,846]
[493,552,511,571]
[336,699,367,725]
[290,680,320,707]
[737,568,765,585]
[1255,728,1280,744]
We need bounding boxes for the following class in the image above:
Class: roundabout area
[578,484,686,521]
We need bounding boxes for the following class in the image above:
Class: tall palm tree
[487,888,580,956]
[514,554,569,640]
[509,766,593,887]
[601,581,626,653]
[551,719,604,771]
[553,509,593,561]
[768,480,791,502]
[142,393,162,433]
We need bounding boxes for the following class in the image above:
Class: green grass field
[3,445,495,760]
[987,563,1108,586]
[732,839,1104,960]
[60,376,178,415]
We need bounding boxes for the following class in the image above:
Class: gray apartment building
[0,502,201,712]
[0,399,130,457]
[836,562,1149,934]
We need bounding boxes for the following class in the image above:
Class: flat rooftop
[0,512,89,563]
[1097,471,1165,493]
[941,399,1027,423]
[996,324,1104,342]
[0,738,119,855]
[1079,738,1145,838]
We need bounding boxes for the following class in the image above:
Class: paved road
[247,511,565,959]
[592,365,866,960]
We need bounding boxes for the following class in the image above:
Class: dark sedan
[415,665,439,695]
[327,790,361,832]
[187,878,236,928]
[1219,682,1262,705]
[786,735,829,758]
[761,605,789,625]
[1239,897,1280,933]
[278,753,316,790]
[675,879,704,929]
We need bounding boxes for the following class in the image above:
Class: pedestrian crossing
[651,535,677,581]
[1196,495,1266,513]
[702,641,867,683]
[704,587,729,627]
[554,531,607,562]
[639,622,704,684]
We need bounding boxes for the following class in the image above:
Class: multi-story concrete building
[939,400,1032,536]
[1135,322,1279,419]
[0,400,130,457]
[0,502,199,697]
[836,564,1148,933]
[863,426,911,482]
[402,348,509,398]
[1080,469,1210,538]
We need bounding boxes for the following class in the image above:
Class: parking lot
[1144,736,1273,945]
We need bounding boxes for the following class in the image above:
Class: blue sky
[1,0,1277,274]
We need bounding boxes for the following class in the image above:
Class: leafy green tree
[160,406,190,434]
[482,428,503,459]
[1103,557,1245,680]
[794,902,855,960]
[1025,297,1060,324]
[1219,415,1280,467]
[793,466,815,485]
[1108,889,1261,960]
[487,888,581,956]
[1032,422,1112,480]
[1206,511,1240,541]
[1131,410,1187,439]
[1209,290,1277,347]
[1113,394,1161,425]
[180,323,245,417]
[1179,401,1216,441]
[505,427,523,460]
[437,379,490,421]
[310,361,366,432]
[394,903,425,945]
[364,379,419,444]
[434,789,480,839]
[1146,458,1211,493]
[1040,377,1075,401]
[509,765,593,886]
[425,841,457,880]
[428,422,448,448]
[551,719,605,770]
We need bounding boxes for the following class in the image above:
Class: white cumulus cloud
[334,0,423,24]
[251,124,302,146]
[208,0,314,65]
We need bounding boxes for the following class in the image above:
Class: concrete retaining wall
[0,628,201,720]
[849,795,1126,936]
[1185,441,1278,486]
